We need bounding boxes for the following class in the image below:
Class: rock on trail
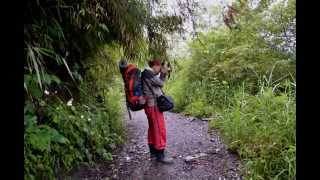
[71,110,242,180]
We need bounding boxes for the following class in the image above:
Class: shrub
[24,45,125,179]
[211,86,295,180]
[184,99,213,118]
[24,84,125,180]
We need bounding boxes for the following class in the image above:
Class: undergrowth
[167,60,296,180]
[24,45,125,179]
[211,85,295,180]
[166,0,296,178]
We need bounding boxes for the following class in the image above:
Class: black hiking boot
[156,149,174,164]
[149,144,157,159]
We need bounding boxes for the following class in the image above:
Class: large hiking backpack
[119,61,145,111]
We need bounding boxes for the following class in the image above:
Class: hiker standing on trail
[141,59,174,164]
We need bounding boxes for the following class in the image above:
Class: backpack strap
[142,78,156,97]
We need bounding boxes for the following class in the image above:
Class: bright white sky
[159,0,234,59]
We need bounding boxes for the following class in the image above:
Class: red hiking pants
[144,106,166,150]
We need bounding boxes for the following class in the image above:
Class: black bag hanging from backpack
[156,94,174,112]
[143,78,174,112]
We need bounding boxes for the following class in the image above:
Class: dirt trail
[71,110,242,180]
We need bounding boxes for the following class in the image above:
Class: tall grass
[211,83,295,180]
[167,65,296,179]
[167,59,296,179]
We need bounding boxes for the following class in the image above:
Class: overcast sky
[157,0,234,59]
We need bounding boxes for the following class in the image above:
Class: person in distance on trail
[141,59,174,164]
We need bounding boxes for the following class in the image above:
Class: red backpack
[119,62,145,111]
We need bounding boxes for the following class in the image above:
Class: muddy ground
[71,110,242,180]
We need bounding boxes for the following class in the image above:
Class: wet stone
[184,153,208,162]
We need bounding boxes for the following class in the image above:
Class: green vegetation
[24,0,296,179]
[24,44,126,179]
[24,0,185,179]
[166,0,296,179]
[212,86,295,179]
